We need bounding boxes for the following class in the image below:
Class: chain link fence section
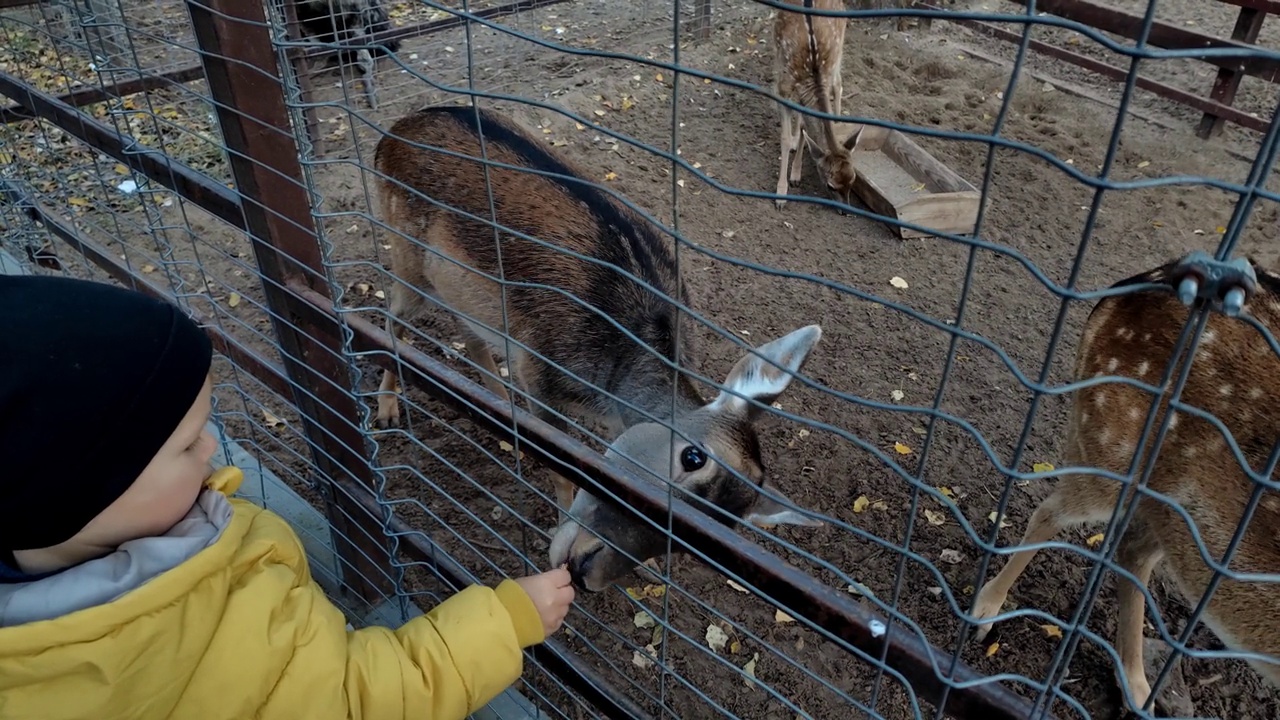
[1,0,1279,719]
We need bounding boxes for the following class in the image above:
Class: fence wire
[1,0,1279,719]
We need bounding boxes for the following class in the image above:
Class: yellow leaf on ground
[227,292,241,308]
[775,609,795,624]
[1032,462,1055,473]
[985,642,1000,657]
[1041,624,1064,639]
[924,509,945,526]
[853,495,870,513]
[893,442,912,455]
[1086,533,1105,548]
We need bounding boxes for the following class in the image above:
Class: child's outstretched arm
[341,568,573,720]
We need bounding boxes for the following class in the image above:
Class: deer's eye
[680,445,707,472]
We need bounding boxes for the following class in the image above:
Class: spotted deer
[374,106,825,592]
[773,0,865,212]
[971,257,1280,713]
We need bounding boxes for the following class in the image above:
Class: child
[0,273,575,719]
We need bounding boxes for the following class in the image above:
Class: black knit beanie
[0,274,213,555]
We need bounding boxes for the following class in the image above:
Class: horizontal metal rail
[0,69,245,229]
[0,64,205,125]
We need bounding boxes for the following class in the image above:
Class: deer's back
[374,106,689,400]
[773,0,847,106]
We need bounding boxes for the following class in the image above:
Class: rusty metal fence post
[184,0,395,605]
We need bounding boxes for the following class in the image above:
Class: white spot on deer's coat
[1127,407,1141,421]
[1106,358,1120,372]
[1094,392,1107,409]
[1167,414,1179,429]
[1219,384,1233,396]
[1141,333,1152,342]
[1202,329,1217,345]
[1249,386,1264,400]
[1182,446,1197,459]
[1136,361,1150,377]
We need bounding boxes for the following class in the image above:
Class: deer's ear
[843,125,865,151]
[711,325,822,416]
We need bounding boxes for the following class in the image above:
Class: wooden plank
[1197,6,1268,138]
[920,3,1273,134]
[1005,0,1280,82]
[1217,0,1280,15]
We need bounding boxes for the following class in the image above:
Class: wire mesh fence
[1,0,1278,718]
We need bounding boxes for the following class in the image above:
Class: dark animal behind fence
[287,0,401,108]
[373,105,825,593]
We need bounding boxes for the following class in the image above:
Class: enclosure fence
[0,0,1278,719]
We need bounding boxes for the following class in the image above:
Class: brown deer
[971,257,1280,713]
[773,0,865,212]
[373,106,825,591]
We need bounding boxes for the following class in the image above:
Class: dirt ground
[3,0,1279,718]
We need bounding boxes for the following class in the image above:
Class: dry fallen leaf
[987,511,1012,529]
[893,442,912,455]
[1041,624,1064,639]
[937,486,957,501]
[604,171,618,181]
[985,642,1000,657]
[775,609,796,624]
[374,290,386,300]
[1136,160,1151,169]
[924,509,946,526]
[871,500,887,511]
[593,109,606,117]
[1086,533,1105,548]
[727,579,749,593]
[632,649,653,669]
[1216,225,1227,234]
[644,584,667,599]
[141,263,157,274]
[890,276,909,289]
[743,653,760,686]
[706,624,729,653]
[263,409,284,428]
[1032,461,1055,473]
[655,73,664,82]
[228,292,241,308]
[853,495,871,513]
[729,640,741,654]
[634,611,656,629]
[891,389,905,402]
[939,549,964,565]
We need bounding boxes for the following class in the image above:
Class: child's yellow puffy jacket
[0,484,545,720]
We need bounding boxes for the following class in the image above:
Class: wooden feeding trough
[845,124,981,239]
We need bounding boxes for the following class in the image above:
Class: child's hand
[515,567,575,637]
